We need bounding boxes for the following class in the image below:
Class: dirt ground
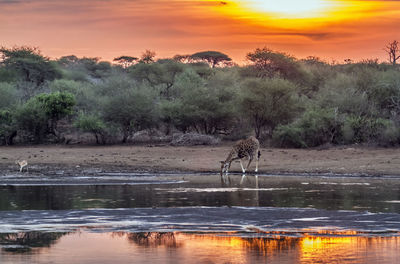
[1,144,400,176]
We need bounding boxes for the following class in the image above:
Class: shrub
[342,116,394,144]
[272,107,342,148]
[240,77,301,138]
[0,110,17,145]
[14,98,48,143]
[272,125,306,148]
[171,132,220,146]
[74,113,108,144]
[0,82,18,109]
[14,92,76,143]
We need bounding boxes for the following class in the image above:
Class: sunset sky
[1,0,400,64]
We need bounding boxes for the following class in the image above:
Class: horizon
[1,0,399,63]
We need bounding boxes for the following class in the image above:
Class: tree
[57,55,79,66]
[129,62,163,86]
[99,78,158,143]
[57,56,112,80]
[0,110,17,145]
[190,51,232,68]
[161,69,237,134]
[14,98,48,143]
[15,92,76,143]
[157,59,185,99]
[245,47,306,82]
[113,56,138,68]
[36,92,76,137]
[0,46,60,86]
[140,50,156,64]
[173,54,193,63]
[74,113,107,144]
[0,82,18,109]
[240,78,300,138]
[384,40,400,66]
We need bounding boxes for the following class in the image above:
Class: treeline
[1,46,400,147]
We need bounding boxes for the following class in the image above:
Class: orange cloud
[0,0,399,63]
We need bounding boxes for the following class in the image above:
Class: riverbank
[1,144,400,176]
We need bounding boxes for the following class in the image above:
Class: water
[1,232,399,264]
[1,173,400,212]
[1,171,400,263]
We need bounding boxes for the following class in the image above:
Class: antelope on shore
[15,160,28,172]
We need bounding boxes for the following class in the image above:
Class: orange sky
[1,0,399,64]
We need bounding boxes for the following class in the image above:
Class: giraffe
[220,136,261,177]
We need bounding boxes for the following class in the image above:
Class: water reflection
[125,232,183,248]
[1,174,400,213]
[0,232,66,253]
[1,231,399,264]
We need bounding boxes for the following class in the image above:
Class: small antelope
[220,136,261,176]
[15,160,28,172]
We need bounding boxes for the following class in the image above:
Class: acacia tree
[190,51,232,68]
[245,47,304,81]
[0,46,60,86]
[240,78,300,138]
[140,50,156,64]
[113,56,138,68]
[173,54,193,63]
[385,40,400,65]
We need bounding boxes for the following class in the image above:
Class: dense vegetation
[1,46,400,147]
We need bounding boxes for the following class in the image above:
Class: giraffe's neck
[225,148,237,163]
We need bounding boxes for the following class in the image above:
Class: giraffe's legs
[255,158,259,173]
[226,161,233,176]
[255,150,260,173]
[240,160,246,173]
[246,158,253,172]
[240,174,246,185]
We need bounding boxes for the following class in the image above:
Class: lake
[0,171,400,263]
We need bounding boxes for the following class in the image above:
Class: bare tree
[384,40,400,65]
[140,50,156,64]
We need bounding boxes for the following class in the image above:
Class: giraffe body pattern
[220,136,260,176]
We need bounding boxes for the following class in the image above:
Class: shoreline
[1,145,400,177]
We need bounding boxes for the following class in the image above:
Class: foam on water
[0,207,399,236]
[158,187,289,193]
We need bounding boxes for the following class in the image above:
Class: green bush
[343,116,394,144]
[0,82,18,109]
[14,98,48,143]
[0,110,17,145]
[272,125,306,148]
[74,113,107,144]
[240,77,301,138]
[99,79,158,143]
[160,69,238,134]
[272,107,342,148]
[14,92,75,143]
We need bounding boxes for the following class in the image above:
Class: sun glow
[239,0,336,18]
[211,1,382,28]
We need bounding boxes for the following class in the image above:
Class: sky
[0,0,400,64]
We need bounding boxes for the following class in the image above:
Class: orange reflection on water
[125,231,400,263]
[300,236,400,264]
[2,231,400,264]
